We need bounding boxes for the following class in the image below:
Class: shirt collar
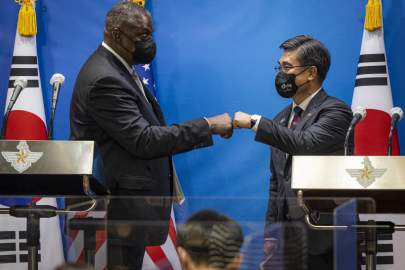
[102,41,134,76]
[292,87,322,111]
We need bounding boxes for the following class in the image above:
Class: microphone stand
[1,111,11,139]
[387,123,395,156]
[344,126,353,156]
[47,106,56,140]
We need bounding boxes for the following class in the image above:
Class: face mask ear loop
[295,66,312,89]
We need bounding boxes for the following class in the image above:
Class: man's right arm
[87,77,232,159]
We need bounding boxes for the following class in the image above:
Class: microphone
[344,106,367,155]
[48,73,65,140]
[6,77,28,114]
[50,73,65,110]
[2,77,28,138]
[387,107,403,155]
[390,107,403,128]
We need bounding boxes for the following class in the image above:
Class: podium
[0,140,108,270]
[291,156,405,270]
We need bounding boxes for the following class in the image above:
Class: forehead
[123,13,152,33]
[279,49,301,65]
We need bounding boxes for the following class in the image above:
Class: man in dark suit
[233,35,353,269]
[70,2,232,269]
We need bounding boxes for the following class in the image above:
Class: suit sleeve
[255,103,352,155]
[87,76,213,159]
[264,155,279,238]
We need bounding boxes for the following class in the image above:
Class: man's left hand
[233,111,252,129]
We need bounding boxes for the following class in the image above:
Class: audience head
[177,209,244,270]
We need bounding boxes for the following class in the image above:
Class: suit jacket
[70,46,213,245]
[256,89,352,254]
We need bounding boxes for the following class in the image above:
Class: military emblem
[346,157,386,188]
[1,141,43,173]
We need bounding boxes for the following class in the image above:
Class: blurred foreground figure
[177,210,244,270]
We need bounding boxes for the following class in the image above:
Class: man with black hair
[177,210,244,270]
[233,35,352,269]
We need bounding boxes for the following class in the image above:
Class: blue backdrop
[1,0,405,237]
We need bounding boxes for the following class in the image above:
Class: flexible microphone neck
[344,106,367,156]
[387,107,403,156]
[48,73,65,140]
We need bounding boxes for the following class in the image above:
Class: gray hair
[105,1,149,31]
[280,35,331,82]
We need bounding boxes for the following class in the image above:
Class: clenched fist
[233,111,252,129]
[206,113,233,139]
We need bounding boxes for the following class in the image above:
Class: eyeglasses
[274,65,311,73]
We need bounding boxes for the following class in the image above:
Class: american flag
[135,62,182,270]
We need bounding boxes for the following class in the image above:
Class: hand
[206,113,233,139]
[233,111,252,129]
[264,238,278,256]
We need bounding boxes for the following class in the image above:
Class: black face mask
[275,67,310,98]
[133,35,157,64]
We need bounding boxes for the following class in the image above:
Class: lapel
[283,89,328,170]
[141,82,166,125]
[98,46,163,125]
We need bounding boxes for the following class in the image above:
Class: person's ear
[308,66,317,81]
[111,28,121,42]
[177,247,191,269]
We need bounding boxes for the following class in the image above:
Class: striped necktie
[290,106,303,129]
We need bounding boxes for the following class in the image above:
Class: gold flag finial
[15,0,37,36]
[365,0,382,32]
[129,0,145,7]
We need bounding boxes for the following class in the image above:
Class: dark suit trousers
[107,242,145,270]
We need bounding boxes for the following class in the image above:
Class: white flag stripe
[142,254,159,270]
[94,241,106,270]
[11,64,38,69]
[9,76,40,81]
[352,85,393,113]
[358,62,386,67]
[356,74,388,79]
[161,238,181,269]
[67,231,85,262]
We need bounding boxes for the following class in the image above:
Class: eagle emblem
[346,157,386,188]
[1,141,43,173]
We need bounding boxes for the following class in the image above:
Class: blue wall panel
[1,0,404,245]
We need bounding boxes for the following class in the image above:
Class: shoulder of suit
[324,95,351,110]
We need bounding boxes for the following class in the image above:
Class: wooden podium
[0,140,107,270]
[291,156,405,270]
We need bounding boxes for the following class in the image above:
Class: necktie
[290,106,303,129]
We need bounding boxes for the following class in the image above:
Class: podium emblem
[346,157,387,188]
[1,141,43,173]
